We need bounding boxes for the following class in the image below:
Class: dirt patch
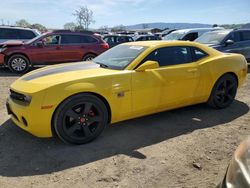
[0,68,249,188]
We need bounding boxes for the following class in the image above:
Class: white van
[163,27,224,41]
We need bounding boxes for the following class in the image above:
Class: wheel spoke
[223,80,227,88]
[66,109,79,119]
[216,90,224,95]
[87,115,101,125]
[226,94,233,101]
[67,122,80,134]
[83,103,93,114]
[82,125,91,137]
[227,83,236,91]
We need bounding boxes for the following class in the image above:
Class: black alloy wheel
[54,94,108,144]
[207,74,238,109]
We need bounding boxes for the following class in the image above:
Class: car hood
[11,61,120,93]
[0,40,24,48]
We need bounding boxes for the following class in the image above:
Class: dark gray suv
[195,29,250,63]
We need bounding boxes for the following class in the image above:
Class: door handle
[187,68,198,73]
[56,46,62,50]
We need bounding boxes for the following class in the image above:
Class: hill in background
[125,22,212,30]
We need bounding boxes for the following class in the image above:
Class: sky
[0,0,249,29]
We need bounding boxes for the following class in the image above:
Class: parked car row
[0,26,249,74]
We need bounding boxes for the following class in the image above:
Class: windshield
[93,45,147,70]
[195,31,230,45]
[163,32,184,40]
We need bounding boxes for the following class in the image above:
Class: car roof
[0,26,35,31]
[171,27,223,34]
[104,35,131,37]
[122,40,199,47]
[204,29,233,34]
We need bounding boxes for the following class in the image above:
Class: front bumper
[6,96,54,138]
[0,53,5,65]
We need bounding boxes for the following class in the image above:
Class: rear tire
[8,54,30,74]
[53,93,108,144]
[207,74,238,109]
[82,54,96,61]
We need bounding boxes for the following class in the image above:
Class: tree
[31,23,47,32]
[16,19,31,27]
[73,6,95,30]
[64,22,77,31]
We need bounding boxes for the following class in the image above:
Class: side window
[41,35,60,45]
[117,36,127,43]
[183,32,198,41]
[144,46,192,67]
[137,37,143,41]
[228,32,240,42]
[61,35,81,44]
[85,36,98,43]
[241,31,250,41]
[192,47,208,61]
[104,36,115,43]
[1,29,19,39]
[128,37,134,42]
[80,35,98,43]
[0,29,4,39]
[18,30,36,39]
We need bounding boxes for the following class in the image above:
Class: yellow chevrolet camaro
[6,41,248,144]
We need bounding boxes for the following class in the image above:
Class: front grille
[10,89,26,102]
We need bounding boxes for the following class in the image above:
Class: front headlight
[23,95,32,103]
[10,89,32,105]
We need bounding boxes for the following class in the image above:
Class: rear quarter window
[81,35,98,43]
[19,30,36,39]
[191,47,208,61]
[241,31,250,41]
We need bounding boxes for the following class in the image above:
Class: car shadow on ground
[0,100,249,177]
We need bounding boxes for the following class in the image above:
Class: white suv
[0,26,40,43]
[163,27,224,41]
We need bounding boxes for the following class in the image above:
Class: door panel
[156,63,200,110]
[131,70,161,116]
[131,46,201,115]
[29,35,62,64]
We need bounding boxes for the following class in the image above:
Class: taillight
[101,43,109,49]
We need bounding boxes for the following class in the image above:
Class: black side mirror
[36,41,44,47]
[225,40,234,46]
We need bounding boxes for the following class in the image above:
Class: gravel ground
[0,67,249,188]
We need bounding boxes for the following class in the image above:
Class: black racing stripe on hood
[22,62,99,81]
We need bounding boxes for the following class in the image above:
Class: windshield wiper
[94,62,109,68]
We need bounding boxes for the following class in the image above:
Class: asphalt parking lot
[0,67,249,188]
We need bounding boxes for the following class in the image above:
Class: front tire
[53,93,108,144]
[8,55,30,73]
[207,74,238,109]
